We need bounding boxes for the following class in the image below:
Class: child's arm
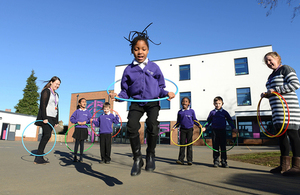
[225,111,238,132]
[113,113,119,125]
[92,117,100,127]
[70,110,78,124]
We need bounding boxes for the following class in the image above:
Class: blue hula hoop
[22,120,57,156]
[107,78,179,102]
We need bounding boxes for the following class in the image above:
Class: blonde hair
[264,52,282,65]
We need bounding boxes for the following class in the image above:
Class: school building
[68,45,277,146]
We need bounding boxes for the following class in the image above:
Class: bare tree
[258,0,300,20]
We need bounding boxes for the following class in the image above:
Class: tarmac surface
[1,140,300,195]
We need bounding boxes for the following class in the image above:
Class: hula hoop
[106,78,178,102]
[90,109,122,138]
[257,91,290,138]
[22,120,56,156]
[64,124,94,153]
[201,121,238,152]
[171,121,203,147]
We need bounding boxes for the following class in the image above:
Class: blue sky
[1,0,299,125]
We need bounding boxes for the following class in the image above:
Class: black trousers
[212,129,227,162]
[275,126,300,157]
[127,102,160,138]
[99,133,112,162]
[37,117,56,155]
[178,128,193,162]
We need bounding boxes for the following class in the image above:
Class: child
[203,96,237,168]
[110,23,175,176]
[92,102,119,164]
[70,98,92,163]
[173,97,200,165]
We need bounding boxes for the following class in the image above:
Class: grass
[228,151,292,167]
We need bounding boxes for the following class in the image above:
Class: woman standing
[262,52,300,176]
[34,76,61,164]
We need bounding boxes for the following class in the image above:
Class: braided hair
[124,23,161,53]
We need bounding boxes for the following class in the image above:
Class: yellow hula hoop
[257,92,285,138]
[171,121,203,147]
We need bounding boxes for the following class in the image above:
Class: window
[179,64,190,80]
[16,124,21,130]
[160,99,170,109]
[234,58,248,75]
[180,92,191,108]
[237,88,251,106]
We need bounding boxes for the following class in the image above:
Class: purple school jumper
[93,113,119,134]
[206,108,235,130]
[118,60,169,106]
[70,109,92,128]
[174,108,199,129]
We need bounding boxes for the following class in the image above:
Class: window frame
[236,87,252,106]
[179,64,191,80]
[234,57,249,76]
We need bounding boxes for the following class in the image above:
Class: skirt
[72,127,88,140]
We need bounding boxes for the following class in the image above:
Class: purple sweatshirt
[206,108,235,130]
[93,113,119,134]
[70,109,92,128]
[118,60,169,106]
[174,108,200,129]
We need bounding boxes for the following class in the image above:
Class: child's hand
[109,93,119,101]
[202,127,206,132]
[167,92,175,101]
[90,119,93,123]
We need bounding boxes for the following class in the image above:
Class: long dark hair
[42,76,61,90]
[77,98,86,109]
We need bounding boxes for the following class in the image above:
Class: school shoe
[187,161,193,165]
[99,160,104,164]
[270,156,290,173]
[73,156,78,162]
[105,160,110,164]
[78,155,83,163]
[176,160,184,165]
[130,136,144,176]
[282,157,300,176]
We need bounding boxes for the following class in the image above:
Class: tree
[15,70,39,116]
[258,0,300,19]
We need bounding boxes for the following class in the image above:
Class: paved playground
[1,141,300,195]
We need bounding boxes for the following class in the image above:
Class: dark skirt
[72,127,88,140]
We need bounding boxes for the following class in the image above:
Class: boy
[203,96,238,168]
[92,102,119,164]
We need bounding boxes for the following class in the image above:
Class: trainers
[221,162,229,168]
[176,160,184,165]
[213,162,219,168]
[99,160,104,164]
[187,161,193,165]
[105,161,111,164]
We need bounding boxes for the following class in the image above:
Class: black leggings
[277,129,300,157]
[37,117,56,155]
[74,139,84,155]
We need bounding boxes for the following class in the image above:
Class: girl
[34,76,61,165]
[173,97,200,165]
[110,23,175,176]
[261,52,300,176]
[70,98,92,163]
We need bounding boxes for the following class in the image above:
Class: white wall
[113,45,273,123]
[0,111,37,138]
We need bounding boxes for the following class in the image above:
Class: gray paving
[1,141,300,195]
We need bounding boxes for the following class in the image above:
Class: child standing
[92,102,119,164]
[203,96,237,168]
[110,23,175,176]
[173,97,200,165]
[70,98,92,162]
